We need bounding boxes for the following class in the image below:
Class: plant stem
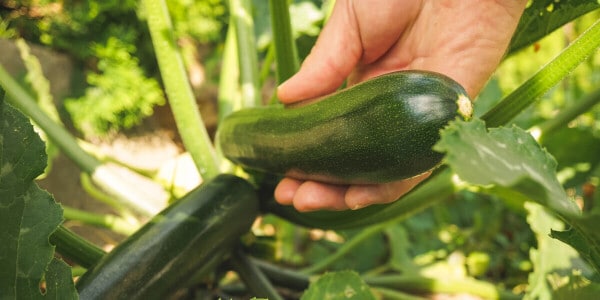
[217,22,241,122]
[537,87,600,138]
[79,173,141,224]
[143,0,219,179]
[0,63,100,173]
[269,0,299,84]
[482,19,600,128]
[70,266,87,277]
[252,258,310,291]
[365,275,520,300]
[50,225,106,269]
[62,206,137,236]
[229,0,261,108]
[216,22,241,174]
[0,63,165,216]
[260,44,276,87]
[301,222,390,274]
[230,248,283,300]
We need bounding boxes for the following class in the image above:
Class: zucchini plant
[1,0,600,299]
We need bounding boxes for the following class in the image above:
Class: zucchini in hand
[217,70,472,184]
[76,174,259,299]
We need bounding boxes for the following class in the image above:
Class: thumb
[277,1,362,104]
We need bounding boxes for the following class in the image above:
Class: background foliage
[1,0,600,299]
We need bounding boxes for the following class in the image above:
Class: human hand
[274,0,527,212]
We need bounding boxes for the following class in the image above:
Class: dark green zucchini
[76,174,259,299]
[217,70,472,184]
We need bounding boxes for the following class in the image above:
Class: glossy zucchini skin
[76,174,259,300]
[217,70,472,184]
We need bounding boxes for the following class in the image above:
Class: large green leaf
[508,0,600,55]
[435,118,600,276]
[0,98,76,298]
[433,118,580,217]
[300,271,376,300]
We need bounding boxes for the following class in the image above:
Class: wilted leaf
[508,0,600,55]
[301,270,376,300]
[0,99,76,298]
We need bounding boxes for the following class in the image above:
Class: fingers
[345,173,430,209]
[276,0,362,104]
[275,178,349,211]
[274,173,430,212]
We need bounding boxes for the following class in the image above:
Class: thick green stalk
[230,248,283,300]
[482,19,600,127]
[537,87,600,138]
[229,0,261,108]
[79,173,140,225]
[252,258,310,291]
[269,0,299,84]
[216,22,242,174]
[62,206,137,236]
[217,22,241,122]
[0,63,100,173]
[143,0,219,179]
[50,225,106,269]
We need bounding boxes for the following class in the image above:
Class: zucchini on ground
[76,174,259,299]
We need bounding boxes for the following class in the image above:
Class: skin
[274,0,528,212]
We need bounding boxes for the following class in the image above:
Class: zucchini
[76,174,259,299]
[217,70,472,184]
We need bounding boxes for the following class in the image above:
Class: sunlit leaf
[0,99,76,298]
[435,118,600,278]
[508,0,600,55]
[433,118,580,217]
[524,202,588,300]
[300,270,376,300]
[551,213,600,274]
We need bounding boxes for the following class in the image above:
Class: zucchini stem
[62,206,138,236]
[229,0,261,108]
[482,19,600,128]
[269,0,300,84]
[143,0,219,179]
[50,225,106,269]
[537,87,600,139]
